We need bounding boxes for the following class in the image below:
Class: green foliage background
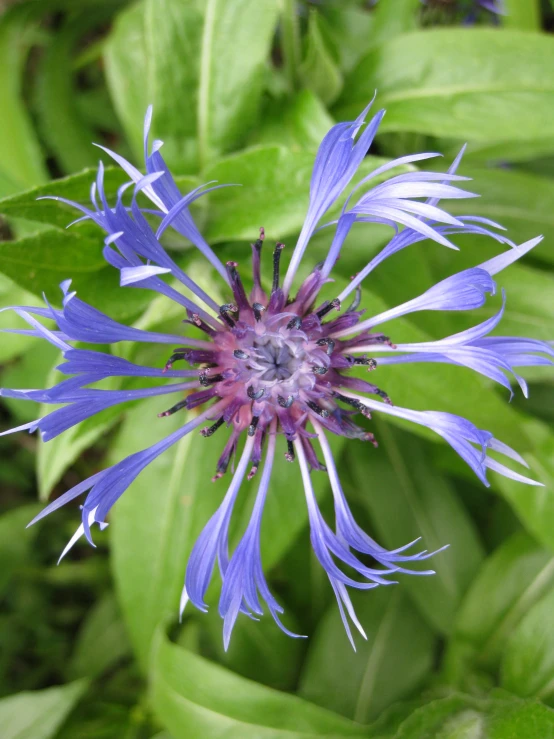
[1,0,554,736]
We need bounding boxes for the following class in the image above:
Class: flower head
[2,100,550,648]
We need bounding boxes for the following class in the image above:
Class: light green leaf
[447,532,554,678]
[346,423,485,634]
[299,589,436,723]
[0,680,88,739]
[150,627,369,738]
[0,274,45,363]
[369,0,420,48]
[502,0,540,31]
[105,0,279,171]
[299,11,343,106]
[197,0,280,168]
[0,503,41,598]
[338,30,554,142]
[67,594,132,680]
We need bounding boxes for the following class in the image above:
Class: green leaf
[67,594,131,680]
[338,30,554,142]
[0,680,88,739]
[105,0,279,171]
[299,589,436,723]
[0,274,45,363]
[299,11,343,106]
[1,339,59,422]
[150,627,369,738]
[0,7,47,196]
[0,167,127,228]
[253,90,335,151]
[203,147,414,243]
[196,0,280,168]
[448,532,554,679]
[346,424,485,634]
[501,588,554,701]
[502,0,540,31]
[369,0,420,48]
[448,167,554,267]
[33,14,103,174]
[393,693,554,739]
[0,503,41,598]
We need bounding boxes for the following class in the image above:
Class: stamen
[312,365,328,375]
[163,352,186,371]
[200,417,225,437]
[252,302,266,321]
[199,371,225,387]
[375,388,392,405]
[248,415,260,437]
[286,316,302,330]
[316,298,341,319]
[187,313,216,337]
[251,227,264,290]
[247,464,259,481]
[277,395,294,408]
[346,285,362,313]
[247,386,265,400]
[219,303,238,328]
[316,338,335,355]
[158,399,188,417]
[272,242,285,293]
[307,400,329,418]
[233,349,249,360]
[285,440,295,462]
[333,392,371,417]
[363,432,379,447]
[353,356,377,369]
[226,261,249,310]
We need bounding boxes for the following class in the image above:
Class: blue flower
[2,101,550,649]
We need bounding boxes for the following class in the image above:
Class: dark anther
[285,440,295,462]
[226,261,249,309]
[186,313,216,338]
[346,286,362,313]
[312,365,328,375]
[219,303,238,328]
[277,395,294,408]
[307,400,330,418]
[316,298,341,319]
[333,392,371,417]
[247,385,265,400]
[252,302,266,321]
[375,388,392,404]
[272,242,285,293]
[316,338,335,356]
[363,432,379,448]
[199,372,224,387]
[286,316,302,330]
[233,349,249,360]
[248,415,260,437]
[200,417,225,437]
[158,399,188,417]
[163,352,186,371]
[353,356,377,369]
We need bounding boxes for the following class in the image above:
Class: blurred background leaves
[1,0,554,737]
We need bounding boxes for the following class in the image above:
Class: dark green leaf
[393,693,554,739]
[299,589,435,723]
[150,627,369,738]
[338,30,554,142]
[67,595,131,680]
[0,7,47,196]
[0,680,88,739]
[346,424,485,634]
[0,504,41,598]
